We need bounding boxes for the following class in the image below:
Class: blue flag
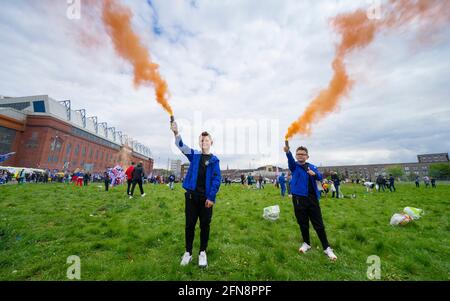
[0,152,15,163]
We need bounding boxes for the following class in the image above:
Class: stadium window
[66,143,72,155]
[25,132,38,149]
[82,146,86,157]
[90,148,93,159]
[74,144,80,155]
[0,101,30,111]
[33,100,46,113]
[50,138,56,151]
[55,139,62,152]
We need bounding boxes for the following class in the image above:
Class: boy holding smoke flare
[170,118,221,268]
[284,141,337,261]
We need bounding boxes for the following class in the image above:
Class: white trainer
[141,193,146,197]
[299,243,311,253]
[324,247,337,261]
[199,251,208,268]
[180,252,192,266]
[129,196,133,199]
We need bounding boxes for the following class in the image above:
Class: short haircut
[200,131,212,140]
[296,146,308,154]
[131,162,135,165]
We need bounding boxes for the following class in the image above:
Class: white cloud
[1,0,449,170]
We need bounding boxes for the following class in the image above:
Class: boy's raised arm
[286,151,297,173]
[284,143,296,173]
[171,121,194,162]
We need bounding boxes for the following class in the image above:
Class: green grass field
[0,182,449,280]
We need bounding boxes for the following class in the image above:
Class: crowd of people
[415,175,437,188]
[0,169,51,184]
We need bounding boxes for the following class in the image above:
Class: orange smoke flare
[285,0,450,140]
[101,0,173,116]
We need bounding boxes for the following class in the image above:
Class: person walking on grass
[125,162,135,196]
[169,174,176,190]
[431,177,436,188]
[83,172,90,186]
[104,170,110,191]
[415,175,420,188]
[129,162,146,199]
[388,174,396,192]
[240,174,245,186]
[287,172,292,197]
[331,172,341,198]
[284,143,337,261]
[18,169,26,184]
[278,172,286,197]
[376,175,385,192]
[171,121,221,268]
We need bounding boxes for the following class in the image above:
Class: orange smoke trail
[285,0,450,140]
[101,0,173,116]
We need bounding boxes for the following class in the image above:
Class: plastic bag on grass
[390,213,412,226]
[403,207,424,220]
[263,205,280,221]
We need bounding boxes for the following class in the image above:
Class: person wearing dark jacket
[376,175,385,192]
[284,143,337,261]
[431,177,436,188]
[169,174,176,190]
[388,174,396,192]
[278,173,286,197]
[83,172,90,186]
[104,171,110,191]
[331,172,341,198]
[171,121,221,268]
[129,162,145,198]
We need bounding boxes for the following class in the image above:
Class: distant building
[318,152,449,180]
[221,165,288,182]
[180,163,190,179]
[170,159,181,178]
[0,95,153,173]
[417,153,449,163]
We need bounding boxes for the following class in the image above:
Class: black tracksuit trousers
[292,194,330,250]
[185,191,213,255]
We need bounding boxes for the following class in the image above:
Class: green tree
[429,163,450,180]
[386,166,404,178]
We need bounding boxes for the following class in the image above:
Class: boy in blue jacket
[284,143,337,261]
[171,121,221,268]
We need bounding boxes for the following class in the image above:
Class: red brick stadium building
[0,95,153,174]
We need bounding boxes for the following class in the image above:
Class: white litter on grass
[390,207,424,226]
[263,205,280,221]
[403,207,424,220]
[390,213,412,226]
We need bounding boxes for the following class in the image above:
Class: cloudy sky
[1,0,449,169]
